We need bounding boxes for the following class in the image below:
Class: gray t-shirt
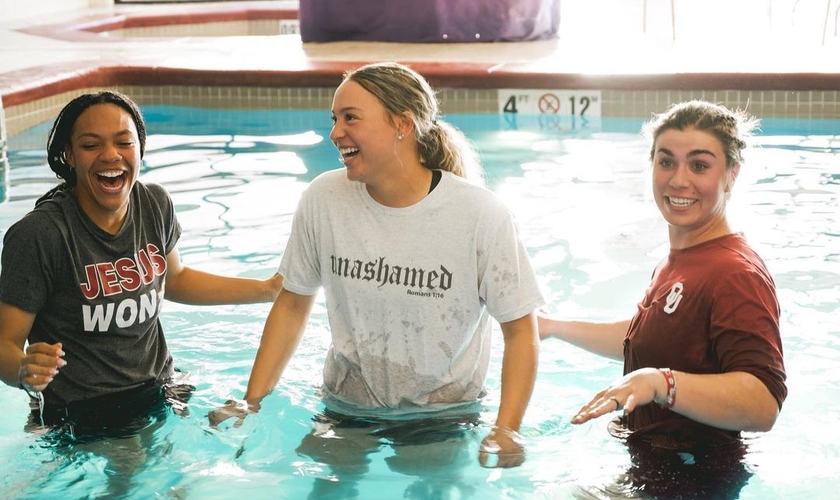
[0,182,181,406]
[279,169,544,417]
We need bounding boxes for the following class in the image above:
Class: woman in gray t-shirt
[0,90,283,435]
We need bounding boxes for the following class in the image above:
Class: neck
[668,219,732,250]
[365,164,434,208]
[73,189,128,235]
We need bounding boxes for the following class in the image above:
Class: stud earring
[397,134,404,140]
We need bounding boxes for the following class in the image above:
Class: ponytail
[418,120,483,183]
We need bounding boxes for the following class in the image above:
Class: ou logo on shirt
[664,282,683,314]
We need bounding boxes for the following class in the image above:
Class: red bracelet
[658,368,677,409]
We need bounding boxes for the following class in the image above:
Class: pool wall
[7,79,840,140]
[3,2,840,137]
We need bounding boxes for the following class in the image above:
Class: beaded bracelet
[658,368,677,409]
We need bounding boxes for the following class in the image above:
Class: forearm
[167,268,281,305]
[0,302,34,387]
[243,290,314,402]
[538,316,629,360]
[0,340,24,388]
[669,370,779,432]
[495,314,539,431]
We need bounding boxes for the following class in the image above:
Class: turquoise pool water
[0,107,838,499]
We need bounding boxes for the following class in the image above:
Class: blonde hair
[343,62,483,182]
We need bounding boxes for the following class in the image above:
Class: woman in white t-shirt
[212,62,544,474]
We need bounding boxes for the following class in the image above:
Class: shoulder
[2,203,67,257]
[7,192,72,236]
[705,234,776,297]
[132,181,177,216]
[713,234,772,275]
[5,210,52,241]
[442,172,509,213]
[300,169,355,203]
[308,169,348,190]
[134,181,173,203]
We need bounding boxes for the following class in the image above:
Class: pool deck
[2,0,840,108]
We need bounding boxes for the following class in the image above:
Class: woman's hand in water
[18,342,65,393]
[571,367,663,424]
[208,399,260,429]
[478,426,526,468]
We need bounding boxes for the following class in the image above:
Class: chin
[344,167,364,183]
[100,195,130,211]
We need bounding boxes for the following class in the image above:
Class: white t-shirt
[279,169,544,417]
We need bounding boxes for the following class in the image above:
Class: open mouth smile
[96,169,128,191]
[668,196,696,207]
[338,146,359,163]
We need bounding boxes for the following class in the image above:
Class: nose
[668,163,690,188]
[329,122,342,143]
[100,141,122,162]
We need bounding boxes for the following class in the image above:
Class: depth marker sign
[498,90,602,117]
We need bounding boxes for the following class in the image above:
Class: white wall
[0,0,112,23]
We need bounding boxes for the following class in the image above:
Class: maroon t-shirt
[622,233,786,436]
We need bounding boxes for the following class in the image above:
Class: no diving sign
[538,93,562,113]
[498,90,601,117]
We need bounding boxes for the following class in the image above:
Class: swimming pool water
[0,107,838,499]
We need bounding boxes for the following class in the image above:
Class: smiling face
[329,79,403,184]
[652,127,739,249]
[65,103,141,233]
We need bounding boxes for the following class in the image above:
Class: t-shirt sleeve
[710,266,787,409]
[277,182,322,296]
[144,182,182,255]
[0,213,63,313]
[477,209,545,324]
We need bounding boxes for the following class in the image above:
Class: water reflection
[1,110,838,499]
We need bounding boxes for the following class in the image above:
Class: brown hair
[643,100,759,170]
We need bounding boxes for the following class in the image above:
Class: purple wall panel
[299,0,560,43]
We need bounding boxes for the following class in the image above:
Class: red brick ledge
[4,62,840,107]
[16,4,298,43]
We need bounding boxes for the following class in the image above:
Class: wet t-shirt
[623,233,787,435]
[0,182,181,406]
[279,169,544,417]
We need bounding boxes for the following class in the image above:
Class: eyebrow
[332,106,361,115]
[75,130,134,139]
[656,147,717,158]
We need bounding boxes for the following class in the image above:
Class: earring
[397,134,404,140]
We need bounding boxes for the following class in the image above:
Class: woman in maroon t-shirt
[539,100,786,498]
